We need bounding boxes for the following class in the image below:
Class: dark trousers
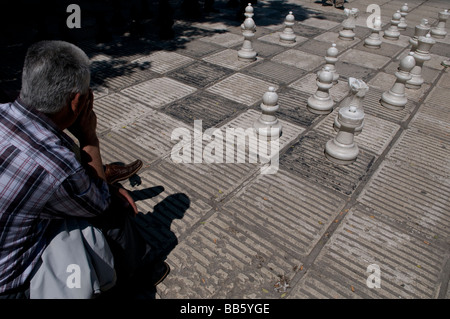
[91,185,156,287]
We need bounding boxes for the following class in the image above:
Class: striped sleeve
[41,167,111,219]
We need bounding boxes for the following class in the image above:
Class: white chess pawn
[339,8,359,41]
[431,9,450,39]
[406,33,435,89]
[380,52,416,110]
[238,4,257,62]
[384,11,402,40]
[334,77,368,135]
[325,105,364,165]
[307,66,335,114]
[318,43,339,83]
[254,87,282,139]
[280,11,296,44]
[410,18,430,52]
[364,16,383,49]
[398,3,409,30]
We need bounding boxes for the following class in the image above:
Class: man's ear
[70,92,83,116]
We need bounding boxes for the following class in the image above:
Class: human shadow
[133,193,190,263]
[102,192,190,299]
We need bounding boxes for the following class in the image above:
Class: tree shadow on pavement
[0,0,330,102]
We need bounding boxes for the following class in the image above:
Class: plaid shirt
[0,99,111,294]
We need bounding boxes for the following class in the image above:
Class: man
[0,40,168,298]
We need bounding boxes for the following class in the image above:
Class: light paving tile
[290,203,448,298]
[313,31,361,50]
[199,32,244,48]
[99,110,193,165]
[120,77,197,108]
[272,49,324,71]
[94,92,151,134]
[358,130,450,238]
[339,49,391,69]
[132,51,195,74]
[409,111,450,142]
[424,86,450,108]
[298,17,341,30]
[206,73,277,106]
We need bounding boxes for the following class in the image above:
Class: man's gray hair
[20,40,91,114]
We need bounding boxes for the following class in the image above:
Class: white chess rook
[307,67,335,115]
[280,11,296,44]
[384,11,402,40]
[431,9,449,39]
[334,77,368,135]
[364,16,382,49]
[318,43,339,83]
[380,52,416,110]
[325,105,364,165]
[254,87,282,139]
[406,34,435,90]
[410,19,430,52]
[398,3,409,30]
[238,4,257,62]
[339,8,359,41]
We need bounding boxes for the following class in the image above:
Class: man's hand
[118,187,138,216]
[68,89,106,181]
[110,185,139,216]
[69,89,98,146]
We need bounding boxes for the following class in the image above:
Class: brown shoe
[335,0,344,8]
[151,261,171,286]
[105,160,143,184]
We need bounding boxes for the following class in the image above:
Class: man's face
[65,88,93,129]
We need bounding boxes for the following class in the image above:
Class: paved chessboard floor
[1,0,449,299]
